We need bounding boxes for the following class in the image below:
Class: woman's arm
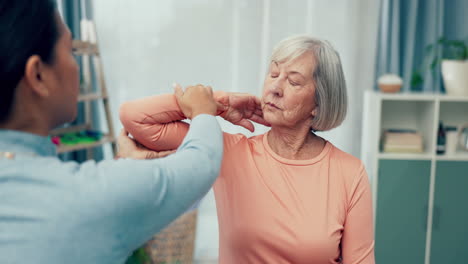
[119,93,189,151]
[341,165,375,264]
[115,129,175,159]
[119,86,268,151]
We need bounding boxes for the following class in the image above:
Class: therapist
[0,0,223,263]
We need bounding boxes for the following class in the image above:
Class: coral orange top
[120,93,375,264]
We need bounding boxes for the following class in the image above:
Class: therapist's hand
[117,129,175,159]
[174,83,217,119]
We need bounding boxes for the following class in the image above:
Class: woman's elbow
[119,102,134,129]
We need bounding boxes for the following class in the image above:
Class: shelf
[78,93,107,102]
[379,93,436,101]
[50,124,89,136]
[438,95,468,102]
[72,40,99,56]
[436,152,468,161]
[380,100,436,154]
[56,134,115,154]
[371,91,468,102]
[378,152,468,161]
[378,152,433,160]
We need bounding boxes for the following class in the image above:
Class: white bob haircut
[270,35,347,131]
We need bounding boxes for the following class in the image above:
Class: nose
[269,78,284,97]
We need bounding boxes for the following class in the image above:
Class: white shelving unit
[362,91,468,185]
[361,90,468,264]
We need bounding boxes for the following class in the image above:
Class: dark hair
[0,0,59,123]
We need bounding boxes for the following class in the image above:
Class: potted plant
[411,37,468,96]
[125,248,150,264]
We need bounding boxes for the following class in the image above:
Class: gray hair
[270,35,347,131]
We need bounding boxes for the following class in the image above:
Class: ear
[311,106,318,118]
[23,55,50,98]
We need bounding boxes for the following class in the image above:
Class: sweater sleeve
[119,93,189,151]
[74,114,224,254]
[119,92,244,152]
[341,165,375,264]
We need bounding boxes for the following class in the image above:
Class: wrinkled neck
[267,126,324,160]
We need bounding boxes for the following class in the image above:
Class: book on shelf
[382,129,424,153]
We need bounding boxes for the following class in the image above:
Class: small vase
[441,60,468,96]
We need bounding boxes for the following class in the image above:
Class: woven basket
[144,210,198,264]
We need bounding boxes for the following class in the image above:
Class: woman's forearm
[119,94,188,151]
[119,92,230,151]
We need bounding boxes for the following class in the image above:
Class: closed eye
[289,79,300,86]
[270,61,280,78]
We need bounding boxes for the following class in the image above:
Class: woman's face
[45,14,80,126]
[261,51,317,129]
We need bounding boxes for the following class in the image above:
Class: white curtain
[94,0,380,260]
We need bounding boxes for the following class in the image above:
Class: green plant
[411,37,468,87]
[125,247,151,264]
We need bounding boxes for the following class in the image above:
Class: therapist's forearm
[66,113,223,254]
[158,114,223,207]
[121,114,222,234]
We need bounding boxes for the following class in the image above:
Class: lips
[266,102,281,110]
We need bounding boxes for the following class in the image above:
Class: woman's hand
[174,83,217,119]
[116,129,175,159]
[217,92,270,132]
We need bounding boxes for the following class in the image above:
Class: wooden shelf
[63,21,116,158]
[50,124,89,136]
[78,92,107,102]
[56,134,115,154]
[73,40,99,56]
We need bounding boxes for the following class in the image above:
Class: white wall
[93,0,379,260]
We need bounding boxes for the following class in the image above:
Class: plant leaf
[411,72,423,87]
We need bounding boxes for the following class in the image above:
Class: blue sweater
[0,114,222,264]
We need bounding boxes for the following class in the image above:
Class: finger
[143,151,157,160]
[237,119,255,132]
[117,129,131,144]
[254,108,264,117]
[216,101,228,111]
[135,141,145,148]
[256,104,263,112]
[173,83,184,98]
[158,149,176,158]
[256,101,263,110]
[144,149,176,159]
[254,96,263,107]
[249,115,271,127]
[206,86,213,95]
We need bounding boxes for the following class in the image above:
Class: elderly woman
[120,35,375,264]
